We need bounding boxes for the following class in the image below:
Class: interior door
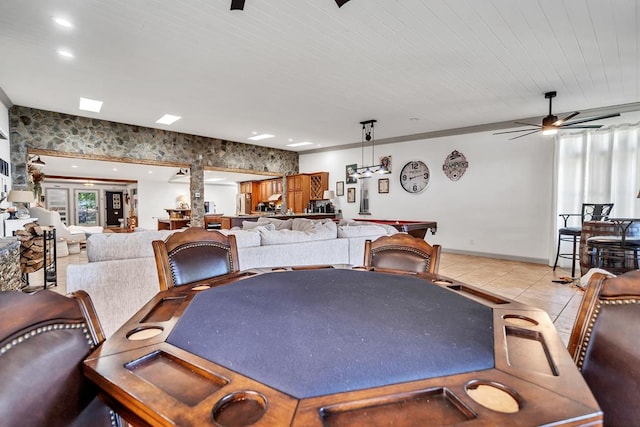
[75,189,99,226]
[45,188,70,224]
[105,191,124,227]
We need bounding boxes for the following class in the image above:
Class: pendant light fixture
[350,120,390,179]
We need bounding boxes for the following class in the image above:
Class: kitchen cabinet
[286,172,328,214]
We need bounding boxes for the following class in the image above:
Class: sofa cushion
[337,224,390,238]
[242,221,275,231]
[87,230,177,262]
[339,219,399,235]
[291,218,335,232]
[219,228,262,248]
[259,220,337,245]
[257,217,293,230]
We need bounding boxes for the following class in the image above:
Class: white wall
[137,180,239,230]
[300,130,555,263]
[0,99,10,194]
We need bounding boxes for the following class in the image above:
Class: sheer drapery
[552,122,640,265]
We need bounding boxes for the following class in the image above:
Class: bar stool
[553,203,614,277]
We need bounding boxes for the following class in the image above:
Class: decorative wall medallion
[442,150,469,181]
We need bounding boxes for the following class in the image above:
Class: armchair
[28,206,86,244]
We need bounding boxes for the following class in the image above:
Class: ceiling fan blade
[514,121,542,128]
[230,0,245,10]
[509,130,540,140]
[553,111,579,126]
[493,128,539,135]
[561,113,620,126]
[561,125,604,129]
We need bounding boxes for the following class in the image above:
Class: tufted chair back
[568,270,640,426]
[0,290,119,427]
[363,233,441,274]
[153,227,239,290]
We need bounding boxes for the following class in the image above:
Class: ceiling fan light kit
[494,91,620,140]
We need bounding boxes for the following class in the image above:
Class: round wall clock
[400,160,430,194]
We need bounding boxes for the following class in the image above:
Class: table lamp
[7,190,34,219]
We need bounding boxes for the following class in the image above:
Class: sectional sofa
[66,217,398,337]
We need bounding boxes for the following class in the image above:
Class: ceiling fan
[494,91,620,140]
[230,0,350,10]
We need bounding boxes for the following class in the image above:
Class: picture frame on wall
[347,187,356,203]
[378,178,389,194]
[346,164,357,184]
[336,181,344,196]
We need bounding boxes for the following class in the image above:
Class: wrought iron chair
[363,233,441,274]
[567,269,640,426]
[152,227,240,291]
[0,290,120,427]
[553,203,614,277]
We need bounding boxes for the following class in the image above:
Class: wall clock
[400,160,430,194]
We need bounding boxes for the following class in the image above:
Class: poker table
[352,219,437,238]
[84,267,601,426]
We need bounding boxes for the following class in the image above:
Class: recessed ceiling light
[248,134,275,141]
[156,114,181,125]
[57,49,74,58]
[71,165,78,168]
[148,171,153,174]
[112,168,118,171]
[52,17,73,28]
[286,141,313,147]
[79,97,103,113]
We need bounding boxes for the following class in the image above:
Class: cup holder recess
[212,390,268,427]
[465,380,521,413]
[126,326,164,341]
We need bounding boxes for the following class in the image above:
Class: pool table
[354,219,437,238]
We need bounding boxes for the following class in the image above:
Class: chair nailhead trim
[169,242,234,284]
[577,298,640,369]
[0,322,93,355]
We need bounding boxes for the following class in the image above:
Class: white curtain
[552,122,640,264]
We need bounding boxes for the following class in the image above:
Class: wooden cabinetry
[286,172,329,214]
[240,182,252,194]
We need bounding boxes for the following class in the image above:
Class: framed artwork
[378,178,389,194]
[379,155,391,173]
[347,187,356,203]
[346,164,357,184]
[336,181,344,196]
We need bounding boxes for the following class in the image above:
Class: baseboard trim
[441,248,549,266]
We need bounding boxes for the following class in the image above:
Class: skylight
[156,114,181,125]
[79,97,103,113]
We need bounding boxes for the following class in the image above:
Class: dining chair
[567,269,640,426]
[152,227,240,290]
[363,233,441,274]
[0,289,120,427]
[553,202,614,277]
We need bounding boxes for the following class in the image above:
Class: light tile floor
[27,250,583,345]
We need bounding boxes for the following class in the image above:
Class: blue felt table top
[167,269,494,398]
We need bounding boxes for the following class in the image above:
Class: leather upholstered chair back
[0,290,119,427]
[153,227,240,291]
[363,233,441,274]
[567,270,640,426]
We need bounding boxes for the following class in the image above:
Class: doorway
[105,191,124,227]
[75,189,99,226]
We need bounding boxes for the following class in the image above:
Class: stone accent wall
[0,238,22,291]
[9,106,299,226]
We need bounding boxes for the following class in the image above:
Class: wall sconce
[349,120,391,179]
